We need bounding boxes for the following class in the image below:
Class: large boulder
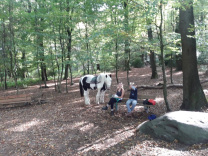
[136,111,208,145]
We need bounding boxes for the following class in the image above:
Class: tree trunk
[176,53,182,71]
[9,0,19,94]
[150,51,158,79]
[124,0,130,85]
[38,13,48,85]
[114,12,119,84]
[147,23,158,79]
[179,0,208,110]
[4,69,7,90]
[21,50,26,78]
[115,39,119,84]
[1,18,8,90]
[64,0,73,80]
[170,52,173,84]
[85,22,90,74]
[159,0,171,112]
[64,28,72,80]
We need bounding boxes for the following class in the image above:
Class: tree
[124,0,130,85]
[145,0,158,79]
[158,0,171,112]
[147,23,158,79]
[179,0,208,110]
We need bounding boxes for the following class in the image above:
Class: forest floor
[0,67,208,156]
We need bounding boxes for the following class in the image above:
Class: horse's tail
[79,79,84,97]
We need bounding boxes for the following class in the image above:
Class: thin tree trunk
[9,0,19,94]
[114,11,119,84]
[115,39,119,84]
[4,69,7,90]
[159,0,171,112]
[147,24,158,79]
[170,52,173,84]
[124,0,130,85]
[85,22,90,74]
[64,1,73,80]
[1,17,8,90]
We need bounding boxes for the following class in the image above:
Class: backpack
[143,99,156,105]
[148,99,156,105]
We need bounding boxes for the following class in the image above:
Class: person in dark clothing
[102,82,125,116]
[126,82,137,117]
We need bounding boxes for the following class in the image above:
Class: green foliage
[131,57,144,68]
[5,78,40,89]
[198,52,208,65]
[0,0,207,89]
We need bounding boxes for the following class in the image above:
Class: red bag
[148,99,156,105]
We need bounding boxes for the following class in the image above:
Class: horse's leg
[84,90,90,105]
[96,89,101,104]
[100,90,105,103]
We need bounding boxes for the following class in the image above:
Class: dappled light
[1,0,208,153]
[8,119,46,132]
[155,97,164,105]
[79,123,97,132]
[203,89,208,96]
[78,126,135,153]
[71,121,86,129]
[0,67,208,155]
[173,71,183,76]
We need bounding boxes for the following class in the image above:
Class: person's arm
[113,89,118,97]
[118,88,125,99]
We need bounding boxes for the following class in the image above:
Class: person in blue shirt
[126,82,137,117]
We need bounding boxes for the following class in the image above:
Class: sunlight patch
[141,74,151,77]
[68,89,80,93]
[155,98,164,104]
[80,123,96,132]
[173,71,182,76]
[203,89,208,96]
[71,121,85,129]
[8,119,46,132]
[78,126,134,153]
[122,143,187,156]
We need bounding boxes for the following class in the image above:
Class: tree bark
[176,53,182,71]
[147,22,158,79]
[1,17,8,90]
[64,0,73,80]
[179,0,208,110]
[124,0,130,85]
[159,0,171,112]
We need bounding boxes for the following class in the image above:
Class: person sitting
[102,82,125,116]
[126,82,137,117]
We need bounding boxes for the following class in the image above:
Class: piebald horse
[79,73,112,105]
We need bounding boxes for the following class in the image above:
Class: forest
[1,0,208,155]
[1,0,208,110]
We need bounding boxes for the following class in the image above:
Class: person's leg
[130,100,137,112]
[126,99,133,113]
[102,98,117,116]
[109,98,118,116]
[102,98,114,110]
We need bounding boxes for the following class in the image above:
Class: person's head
[129,82,136,90]
[117,82,123,89]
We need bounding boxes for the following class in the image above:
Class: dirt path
[0,67,208,155]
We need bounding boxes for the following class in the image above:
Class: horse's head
[104,74,112,89]
[97,73,112,90]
